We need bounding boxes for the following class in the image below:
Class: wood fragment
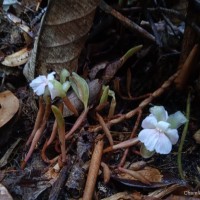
[100,1,155,43]
[49,160,71,200]
[82,138,104,200]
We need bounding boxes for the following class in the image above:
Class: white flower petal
[141,115,157,129]
[157,121,170,132]
[165,128,179,144]
[167,111,187,129]
[150,106,168,121]
[49,88,60,100]
[138,129,159,151]
[33,83,46,95]
[47,72,56,81]
[154,133,172,154]
[30,75,46,87]
[30,76,48,96]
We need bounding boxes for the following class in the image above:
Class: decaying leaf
[0,183,13,200]
[23,0,100,81]
[0,138,21,168]
[113,167,186,188]
[1,47,30,67]
[0,91,19,128]
[89,45,143,84]
[117,167,162,183]
[63,79,102,117]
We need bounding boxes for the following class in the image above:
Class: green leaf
[150,106,167,121]
[140,144,155,158]
[51,79,66,98]
[51,105,64,128]
[62,81,71,92]
[60,69,70,84]
[100,85,109,104]
[167,111,187,129]
[69,72,89,109]
[122,45,143,64]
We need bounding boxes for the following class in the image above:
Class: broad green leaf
[140,144,155,158]
[69,72,89,110]
[100,85,109,104]
[51,105,64,128]
[60,69,70,84]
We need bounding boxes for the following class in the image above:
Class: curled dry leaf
[63,79,102,117]
[1,48,30,67]
[113,167,186,188]
[0,91,19,128]
[117,167,162,183]
[23,0,100,81]
[0,183,13,200]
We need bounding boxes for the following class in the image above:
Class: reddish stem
[65,107,89,140]
[26,97,45,146]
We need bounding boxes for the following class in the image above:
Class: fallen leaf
[23,0,100,81]
[0,138,21,168]
[118,167,163,183]
[0,91,19,128]
[0,183,13,200]
[1,48,30,67]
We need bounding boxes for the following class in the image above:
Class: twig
[49,158,71,200]
[100,1,155,43]
[103,138,139,153]
[175,44,199,89]
[90,71,179,133]
[96,113,114,146]
[82,137,104,200]
[119,110,142,167]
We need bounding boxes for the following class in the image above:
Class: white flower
[138,106,187,154]
[29,72,56,99]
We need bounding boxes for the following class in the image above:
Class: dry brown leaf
[0,138,21,168]
[0,183,13,200]
[118,167,163,183]
[0,91,19,128]
[23,0,100,81]
[1,48,30,67]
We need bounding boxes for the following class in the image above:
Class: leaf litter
[0,0,200,199]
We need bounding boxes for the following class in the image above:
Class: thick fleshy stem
[26,97,45,146]
[65,107,89,140]
[52,104,66,164]
[21,97,51,169]
[62,96,78,116]
[41,104,62,164]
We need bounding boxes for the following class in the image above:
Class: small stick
[90,71,179,133]
[82,137,104,200]
[119,110,142,167]
[96,113,114,146]
[103,138,139,153]
[100,1,155,43]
